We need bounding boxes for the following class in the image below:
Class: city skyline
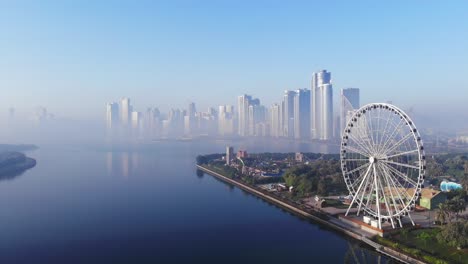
[1,1,468,119]
[104,70,353,141]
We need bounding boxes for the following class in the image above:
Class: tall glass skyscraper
[311,70,333,140]
[293,89,311,140]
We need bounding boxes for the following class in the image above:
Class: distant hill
[0,144,38,152]
[0,152,36,179]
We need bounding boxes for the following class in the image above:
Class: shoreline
[197,164,426,264]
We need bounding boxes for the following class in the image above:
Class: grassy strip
[374,236,451,264]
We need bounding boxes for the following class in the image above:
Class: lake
[0,139,395,263]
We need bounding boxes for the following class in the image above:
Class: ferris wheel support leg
[389,216,395,229]
[397,217,403,228]
[408,212,415,226]
[345,164,373,216]
[373,164,382,230]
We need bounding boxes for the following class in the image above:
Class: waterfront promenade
[197,164,426,264]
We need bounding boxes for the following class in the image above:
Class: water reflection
[106,152,141,178]
[196,169,204,179]
[343,242,396,264]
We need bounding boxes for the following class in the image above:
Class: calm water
[0,139,394,263]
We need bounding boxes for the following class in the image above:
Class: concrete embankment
[197,165,426,264]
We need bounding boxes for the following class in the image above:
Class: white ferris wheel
[341,103,425,229]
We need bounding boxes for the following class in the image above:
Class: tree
[196,155,208,165]
[446,197,466,220]
[436,203,449,224]
[417,231,433,247]
[317,178,327,196]
[436,220,468,249]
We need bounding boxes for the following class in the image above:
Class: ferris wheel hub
[369,157,377,164]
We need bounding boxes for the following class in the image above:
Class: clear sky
[1,1,467,119]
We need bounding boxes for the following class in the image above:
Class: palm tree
[436,203,449,224]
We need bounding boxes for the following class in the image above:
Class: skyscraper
[120,97,131,127]
[283,90,295,138]
[106,102,120,132]
[293,89,311,140]
[237,95,260,137]
[237,95,252,137]
[311,70,333,140]
[226,146,234,165]
[218,105,235,136]
[340,88,360,136]
[269,103,281,137]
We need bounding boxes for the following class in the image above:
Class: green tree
[417,231,433,247]
[436,221,468,249]
[196,155,208,165]
[436,203,449,224]
[317,178,327,196]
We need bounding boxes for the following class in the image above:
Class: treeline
[426,153,468,189]
[283,160,346,198]
[248,152,340,161]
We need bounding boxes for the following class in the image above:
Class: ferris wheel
[341,103,425,229]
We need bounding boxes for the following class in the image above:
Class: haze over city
[1,2,468,263]
[1,1,468,127]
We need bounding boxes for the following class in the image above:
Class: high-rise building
[311,70,333,140]
[293,89,311,140]
[237,95,260,137]
[340,88,360,136]
[283,90,295,138]
[270,103,282,137]
[131,111,143,139]
[248,104,265,136]
[187,102,196,118]
[226,146,234,165]
[106,102,120,132]
[218,105,235,136]
[120,97,131,128]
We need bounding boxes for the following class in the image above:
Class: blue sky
[1,1,467,119]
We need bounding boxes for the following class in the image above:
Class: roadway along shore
[197,164,426,264]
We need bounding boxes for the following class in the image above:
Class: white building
[293,89,311,140]
[283,90,295,138]
[120,97,131,128]
[269,103,282,137]
[106,102,119,131]
[311,70,333,140]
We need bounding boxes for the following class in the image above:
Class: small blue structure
[440,180,462,192]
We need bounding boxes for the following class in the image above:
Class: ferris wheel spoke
[366,110,378,153]
[384,165,412,211]
[346,164,373,216]
[378,163,402,216]
[385,149,419,159]
[356,166,374,215]
[346,162,371,176]
[351,166,372,191]
[377,170,394,219]
[350,163,372,189]
[380,162,418,187]
[381,159,420,171]
[380,118,405,155]
[384,133,415,156]
[384,169,416,202]
[377,108,392,154]
[343,145,370,158]
[348,132,374,156]
[356,114,377,154]
[344,159,369,162]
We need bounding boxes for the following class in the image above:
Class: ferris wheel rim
[340,103,425,220]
